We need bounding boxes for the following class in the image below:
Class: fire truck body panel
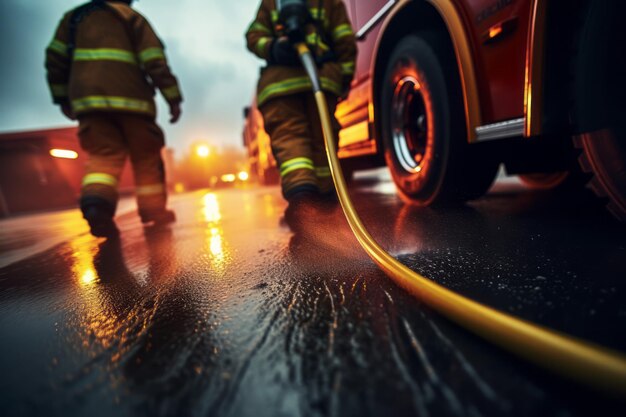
[244,0,626,219]
[337,0,535,153]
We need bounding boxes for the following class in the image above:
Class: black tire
[380,33,498,206]
[572,0,626,221]
[574,131,626,221]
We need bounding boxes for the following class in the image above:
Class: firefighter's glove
[269,37,300,67]
[60,102,76,121]
[169,102,181,124]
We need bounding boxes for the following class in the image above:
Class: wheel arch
[369,0,482,148]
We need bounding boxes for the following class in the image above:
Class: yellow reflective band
[162,85,181,100]
[315,166,332,177]
[72,96,154,114]
[320,77,342,95]
[73,48,137,64]
[306,33,329,51]
[82,173,118,188]
[332,24,354,41]
[309,8,328,27]
[341,61,355,75]
[258,77,311,104]
[248,21,271,34]
[258,77,342,105]
[271,10,279,23]
[136,184,165,196]
[50,84,68,97]
[48,39,68,57]
[139,47,165,63]
[256,37,272,56]
[280,157,315,177]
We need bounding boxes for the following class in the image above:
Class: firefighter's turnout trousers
[260,92,339,199]
[78,113,168,221]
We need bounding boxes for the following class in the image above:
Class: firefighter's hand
[60,103,76,121]
[169,102,181,124]
[269,37,300,67]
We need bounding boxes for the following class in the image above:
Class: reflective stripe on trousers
[259,92,339,198]
[82,172,119,188]
[136,183,165,196]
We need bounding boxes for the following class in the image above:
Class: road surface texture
[1,173,624,417]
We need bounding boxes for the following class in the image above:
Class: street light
[50,149,78,159]
[196,145,210,158]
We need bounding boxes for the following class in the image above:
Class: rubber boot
[318,190,340,213]
[283,190,323,232]
[81,198,120,238]
[141,209,176,226]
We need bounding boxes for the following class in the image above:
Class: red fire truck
[245,0,625,219]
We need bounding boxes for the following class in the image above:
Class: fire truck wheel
[380,33,497,206]
[574,131,626,221]
[572,0,626,221]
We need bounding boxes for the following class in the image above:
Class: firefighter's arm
[246,1,275,61]
[329,0,357,95]
[134,16,183,107]
[45,15,71,106]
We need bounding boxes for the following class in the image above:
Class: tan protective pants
[77,113,167,220]
[259,92,339,199]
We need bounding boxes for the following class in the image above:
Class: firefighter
[45,0,182,238]
[246,0,357,228]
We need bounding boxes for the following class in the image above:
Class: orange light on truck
[489,25,503,40]
[50,149,78,159]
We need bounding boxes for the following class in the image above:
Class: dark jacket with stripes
[246,0,357,107]
[45,1,182,117]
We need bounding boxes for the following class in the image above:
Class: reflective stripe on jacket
[246,0,357,106]
[45,2,182,116]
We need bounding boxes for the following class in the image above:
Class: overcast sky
[0,0,263,156]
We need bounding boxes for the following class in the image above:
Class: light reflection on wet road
[0,179,624,417]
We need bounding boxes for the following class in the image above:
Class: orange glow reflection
[201,192,229,269]
[70,236,99,288]
[203,193,222,223]
[209,227,224,258]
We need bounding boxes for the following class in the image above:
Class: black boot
[141,209,176,226]
[283,190,323,232]
[319,191,340,213]
[82,203,119,238]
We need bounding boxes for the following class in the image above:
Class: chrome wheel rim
[391,76,429,174]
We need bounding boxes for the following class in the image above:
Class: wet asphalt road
[0,174,625,417]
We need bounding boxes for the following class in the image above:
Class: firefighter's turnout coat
[45,1,182,116]
[246,0,357,198]
[45,1,182,220]
[246,0,356,106]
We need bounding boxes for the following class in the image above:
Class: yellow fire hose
[294,42,626,397]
